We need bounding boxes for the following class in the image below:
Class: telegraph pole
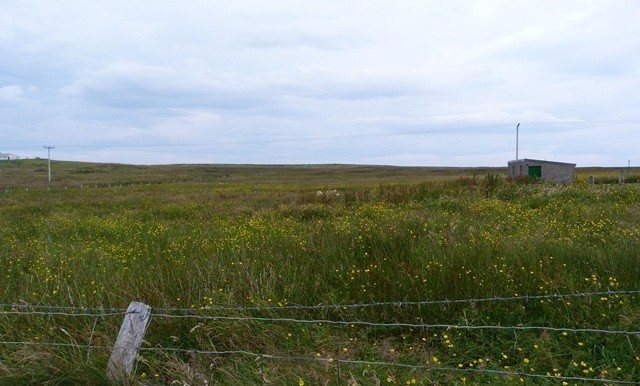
[516,123,520,160]
[44,145,55,182]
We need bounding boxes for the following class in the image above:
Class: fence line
[0,310,126,318]
[3,288,639,315]
[0,339,637,385]
[0,341,110,350]
[0,304,125,313]
[155,288,640,313]
[151,312,640,336]
[2,175,637,194]
[2,291,640,384]
[0,179,206,193]
[142,347,640,385]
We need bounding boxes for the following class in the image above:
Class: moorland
[1,159,639,385]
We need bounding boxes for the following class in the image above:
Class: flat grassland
[1,160,639,385]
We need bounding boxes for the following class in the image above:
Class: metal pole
[516,123,520,160]
[44,145,55,182]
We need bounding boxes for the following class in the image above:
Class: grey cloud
[61,63,268,111]
[1,1,639,166]
[61,60,423,123]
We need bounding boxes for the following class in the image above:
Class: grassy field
[1,160,640,385]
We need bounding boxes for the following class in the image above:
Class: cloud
[1,1,639,166]
[0,85,28,102]
[62,62,249,110]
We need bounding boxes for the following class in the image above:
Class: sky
[1,1,639,166]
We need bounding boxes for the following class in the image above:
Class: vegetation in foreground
[1,161,640,385]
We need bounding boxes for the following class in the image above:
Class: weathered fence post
[106,301,152,383]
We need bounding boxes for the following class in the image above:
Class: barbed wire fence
[2,290,640,384]
[1,170,637,194]
[1,180,182,193]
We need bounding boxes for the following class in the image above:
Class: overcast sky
[1,1,639,166]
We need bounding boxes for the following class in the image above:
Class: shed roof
[508,158,576,167]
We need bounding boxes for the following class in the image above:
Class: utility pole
[516,123,520,160]
[44,145,55,182]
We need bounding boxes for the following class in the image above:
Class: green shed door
[528,165,542,179]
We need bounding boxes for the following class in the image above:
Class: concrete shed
[0,153,18,161]
[508,159,576,184]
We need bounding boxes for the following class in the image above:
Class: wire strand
[5,288,633,315]
[151,313,640,335]
[141,346,640,385]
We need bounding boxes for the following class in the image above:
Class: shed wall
[508,160,575,184]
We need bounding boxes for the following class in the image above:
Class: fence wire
[0,310,126,318]
[3,289,639,315]
[142,346,640,385]
[156,289,640,313]
[153,314,640,335]
[2,290,640,384]
[1,340,637,385]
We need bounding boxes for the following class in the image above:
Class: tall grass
[1,172,640,384]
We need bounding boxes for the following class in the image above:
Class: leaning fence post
[106,301,152,383]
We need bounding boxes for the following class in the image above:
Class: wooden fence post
[106,301,152,383]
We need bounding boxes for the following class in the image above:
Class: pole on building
[516,123,520,160]
[44,145,55,182]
